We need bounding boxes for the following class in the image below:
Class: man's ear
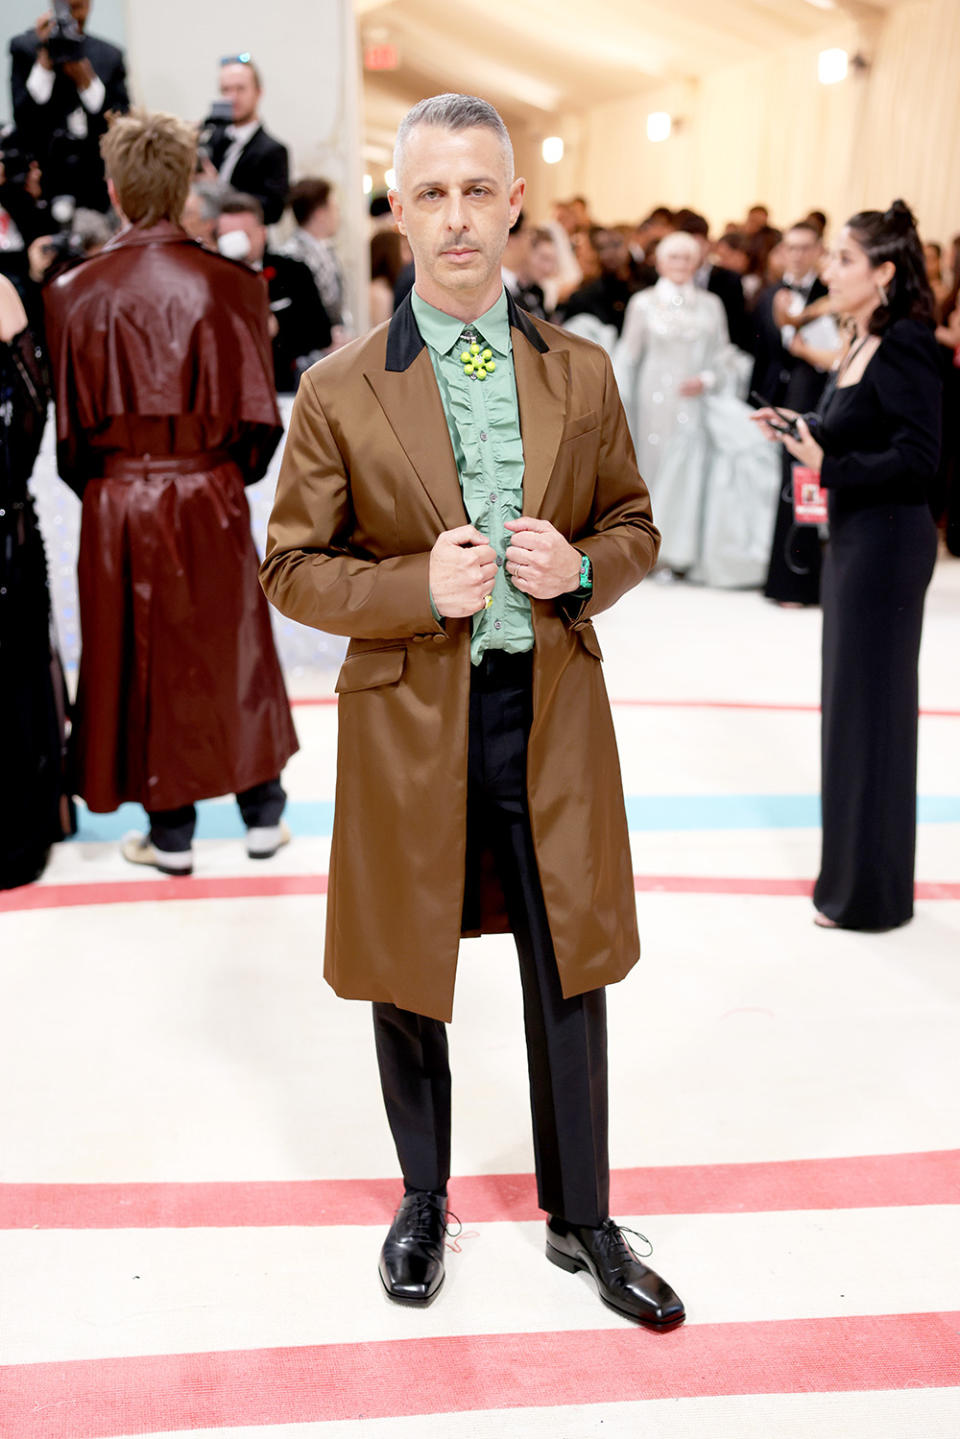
[106,176,126,223]
[508,176,526,228]
[388,189,405,235]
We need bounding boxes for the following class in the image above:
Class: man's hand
[35,12,54,67]
[63,58,96,91]
[429,524,497,618]
[504,517,581,600]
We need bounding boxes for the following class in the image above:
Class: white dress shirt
[217,121,259,186]
[26,60,105,117]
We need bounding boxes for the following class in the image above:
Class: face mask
[217,229,251,261]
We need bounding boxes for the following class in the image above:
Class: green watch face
[579,555,593,590]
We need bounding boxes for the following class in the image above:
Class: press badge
[792,465,828,525]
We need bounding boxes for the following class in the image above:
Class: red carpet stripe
[5,873,960,913]
[3,1312,959,1435]
[290,695,960,717]
[2,1149,956,1229]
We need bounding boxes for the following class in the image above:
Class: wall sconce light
[542,136,564,164]
[647,112,672,143]
[362,174,373,196]
[384,168,397,189]
[818,48,848,84]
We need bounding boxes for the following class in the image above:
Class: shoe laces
[595,1219,653,1261]
[403,1191,462,1245]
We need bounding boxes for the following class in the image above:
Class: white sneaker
[245,819,292,860]
[120,832,194,876]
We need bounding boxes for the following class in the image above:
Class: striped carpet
[2,554,958,1438]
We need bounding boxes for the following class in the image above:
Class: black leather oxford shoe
[546,1216,686,1330]
[378,1190,449,1305]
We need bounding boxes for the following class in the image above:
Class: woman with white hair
[614,229,728,575]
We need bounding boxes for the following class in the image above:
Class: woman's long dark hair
[846,199,935,334]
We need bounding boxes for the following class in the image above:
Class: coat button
[412,635,425,642]
[432,633,446,643]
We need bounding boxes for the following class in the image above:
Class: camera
[197,99,234,166]
[0,126,33,189]
[45,0,87,68]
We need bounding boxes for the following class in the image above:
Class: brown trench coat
[45,223,298,812]
[260,295,659,1022]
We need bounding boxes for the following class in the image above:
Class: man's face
[592,229,627,275]
[182,192,216,248]
[389,124,524,311]
[782,228,821,278]
[219,63,260,125]
[311,195,340,238]
[216,211,266,265]
[527,237,558,285]
[69,0,91,29]
[715,239,747,275]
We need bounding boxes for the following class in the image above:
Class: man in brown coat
[261,94,684,1328]
[45,111,298,872]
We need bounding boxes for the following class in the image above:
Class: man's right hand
[429,524,497,618]
[35,12,54,67]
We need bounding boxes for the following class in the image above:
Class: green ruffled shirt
[411,287,533,665]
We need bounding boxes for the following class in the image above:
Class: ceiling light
[542,136,564,165]
[384,168,397,190]
[818,48,848,84]
[647,112,671,143]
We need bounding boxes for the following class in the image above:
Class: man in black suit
[216,193,331,393]
[9,0,128,212]
[750,220,831,604]
[206,57,288,226]
[675,209,752,355]
[558,226,655,337]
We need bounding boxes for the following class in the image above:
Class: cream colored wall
[122,0,367,327]
[546,0,960,243]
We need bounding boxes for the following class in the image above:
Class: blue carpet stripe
[72,795,960,842]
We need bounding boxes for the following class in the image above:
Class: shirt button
[495,555,503,567]
[480,431,487,442]
[494,620,501,630]
[488,491,496,502]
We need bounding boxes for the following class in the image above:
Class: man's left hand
[505,517,582,599]
[63,58,96,91]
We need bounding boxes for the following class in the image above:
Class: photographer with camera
[9,1,129,213]
[200,56,288,226]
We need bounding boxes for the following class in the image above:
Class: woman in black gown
[0,273,73,889]
[753,201,941,931]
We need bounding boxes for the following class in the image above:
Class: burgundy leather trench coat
[45,223,298,812]
[261,295,659,1023]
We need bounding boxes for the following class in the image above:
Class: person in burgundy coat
[43,110,297,874]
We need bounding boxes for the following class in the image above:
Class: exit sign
[364,43,398,70]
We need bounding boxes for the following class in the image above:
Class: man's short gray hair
[393,93,514,189]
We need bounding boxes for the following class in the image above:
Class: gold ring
[483,594,493,609]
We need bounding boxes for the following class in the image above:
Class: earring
[876,281,888,306]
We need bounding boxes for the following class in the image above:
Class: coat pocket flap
[560,410,601,443]
[576,623,603,660]
[335,645,407,693]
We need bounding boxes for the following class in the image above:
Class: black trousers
[373,650,610,1227]
[148,777,286,852]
